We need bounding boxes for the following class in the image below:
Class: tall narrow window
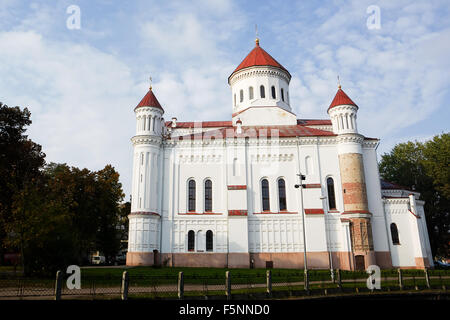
[240,89,244,102]
[327,177,336,210]
[188,230,195,251]
[249,86,254,100]
[260,85,265,98]
[204,179,212,212]
[206,230,213,251]
[188,180,196,212]
[281,88,285,102]
[271,86,276,99]
[278,179,287,211]
[234,93,236,107]
[262,179,270,211]
[390,223,400,245]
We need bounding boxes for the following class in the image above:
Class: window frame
[390,223,400,245]
[260,85,265,98]
[188,179,196,212]
[261,178,270,212]
[326,177,337,210]
[278,178,287,211]
[206,230,213,252]
[187,230,195,252]
[204,179,212,212]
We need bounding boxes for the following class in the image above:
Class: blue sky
[1,0,449,198]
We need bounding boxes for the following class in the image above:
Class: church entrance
[355,255,365,270]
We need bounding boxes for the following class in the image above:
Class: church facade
[126,39,434,270]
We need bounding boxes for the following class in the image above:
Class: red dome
[229,40,290,81]
[135,88,163,111]
[328,87,357,111]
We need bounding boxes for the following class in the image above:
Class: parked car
[91,255,106,265]
[114,253,126,265]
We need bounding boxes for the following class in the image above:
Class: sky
[1,0,449,199]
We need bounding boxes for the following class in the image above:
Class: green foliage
[379,133,450,258]
[0,103,126,275]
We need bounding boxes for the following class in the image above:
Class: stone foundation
[127,251,394,270]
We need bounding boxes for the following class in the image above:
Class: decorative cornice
[162,135,340,148]
[229,66,291,86]
[178,212,223,215]
[253,211,297,215]
[131,135,162,146]
[129,211,161,218]
[327,104,358,115]
[336,134,364,144]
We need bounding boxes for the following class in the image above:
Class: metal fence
[0,268,448,300]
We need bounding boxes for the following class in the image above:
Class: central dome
[228,39,290,82]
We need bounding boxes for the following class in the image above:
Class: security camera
[295,184,301,188]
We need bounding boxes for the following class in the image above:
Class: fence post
[121,271,129,300]
[398,269,403,290]
[54,270,62,301]
[424,268,430,289]
[178,272,184,300]
[337,269,342,291]
[225,271,231,300]
[266,270,272,297]
[304,269,309,293]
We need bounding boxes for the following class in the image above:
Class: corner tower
[127,85,165,266]
[228,38,297,126]
[328,85,376,270]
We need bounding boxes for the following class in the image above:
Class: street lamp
[295,173,308,291]
[320,195,335,283]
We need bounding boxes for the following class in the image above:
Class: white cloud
[0,30,138,196]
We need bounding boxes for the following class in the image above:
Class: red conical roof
[135,88,163,111]
[229,39,290,81]
[328,87,358,111]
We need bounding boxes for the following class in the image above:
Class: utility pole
[295,173,308,289]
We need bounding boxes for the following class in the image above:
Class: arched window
[204,179,212,212]
[206,230,213,251]
[261,179,270,211]
[234,93,236,107]
[240,89,244,102]
[391,223,400,245]
[249,86,254,100]
[271,86,276,99]
[278,179,287,211]
[188,230,195,251]
[188,180,196,212]
[327,177,336,210]
[281,88,285,102]
[260,85,265,98]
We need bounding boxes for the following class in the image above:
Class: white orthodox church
[126,38,434,270]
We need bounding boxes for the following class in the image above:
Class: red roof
[165,121,233,128]
[229,40,290,81]
[172,124,335,140]
[328,88,357,111]
[135,88,163,111]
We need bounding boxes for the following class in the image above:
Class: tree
[95,165,125,264]
[0,103,46,266]
[379,133,450,258]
